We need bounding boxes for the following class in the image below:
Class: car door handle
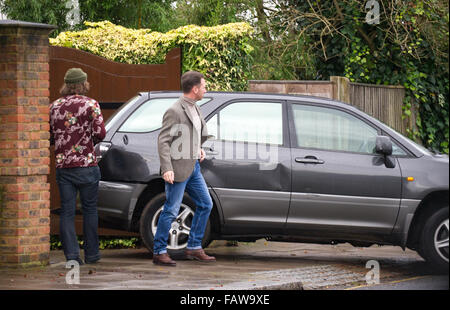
[295,156,324,164]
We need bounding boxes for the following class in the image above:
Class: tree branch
[332,0,377,52]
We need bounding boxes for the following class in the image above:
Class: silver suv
[95,92,449,272]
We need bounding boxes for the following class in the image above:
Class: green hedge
[50,21,254,91]
[50,235,141,250]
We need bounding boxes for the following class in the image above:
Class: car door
[201,99,291,235]
[286,101,402,237]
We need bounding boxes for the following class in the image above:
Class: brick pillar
[0,20,55,268]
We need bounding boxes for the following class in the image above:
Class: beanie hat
[64,68,87,84]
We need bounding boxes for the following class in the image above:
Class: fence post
[0,20,55,268]
[330,76,350,104]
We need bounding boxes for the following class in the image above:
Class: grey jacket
[158,96,209,182]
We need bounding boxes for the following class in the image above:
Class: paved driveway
[0,240,447,290]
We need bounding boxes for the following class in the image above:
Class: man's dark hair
[181,71,204,93]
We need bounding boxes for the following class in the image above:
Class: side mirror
[375,136,393,156]
[375,136,395,168]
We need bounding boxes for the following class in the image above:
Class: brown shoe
[153,253,176,266]
[185,249,216,262]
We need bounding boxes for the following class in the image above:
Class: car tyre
[419,206,449,273]
[139,192,212,258]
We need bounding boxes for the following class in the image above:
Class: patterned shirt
[50,95,106,169]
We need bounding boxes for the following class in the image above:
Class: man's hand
[199,148,206,163]
[163,171,174,184]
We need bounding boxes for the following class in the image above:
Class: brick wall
[0,20,55,267]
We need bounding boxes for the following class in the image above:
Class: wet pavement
[0,239,447,290]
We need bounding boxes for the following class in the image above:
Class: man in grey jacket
[153,71,215,266]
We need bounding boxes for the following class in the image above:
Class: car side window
[392,142,407,156]
[119,97,211,133]
[291,103,379,154]
[207,114,218,140]
[207,101,283,145]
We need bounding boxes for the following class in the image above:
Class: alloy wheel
[434,218,449,263]
[151,204,194,250]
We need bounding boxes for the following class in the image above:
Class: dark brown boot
[185,249,216,262]
[153,253,176,266]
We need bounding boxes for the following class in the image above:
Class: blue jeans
[56,166,101,262]
[154,161,213,255]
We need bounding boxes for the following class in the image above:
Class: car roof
[146,90,333,101]
[144,90,353,107]
[144,90,368,117]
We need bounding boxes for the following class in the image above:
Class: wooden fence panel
[349,82,408,135]
[249,80,334,98]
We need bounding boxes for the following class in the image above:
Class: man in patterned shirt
[49,68,106,265]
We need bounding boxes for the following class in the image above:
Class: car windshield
[383,123,432,156]
[404,135,434,155]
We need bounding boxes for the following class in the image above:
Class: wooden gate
[49,46,181,235]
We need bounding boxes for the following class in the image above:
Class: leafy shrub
[50,235,141,250]
[50,21,254,91]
